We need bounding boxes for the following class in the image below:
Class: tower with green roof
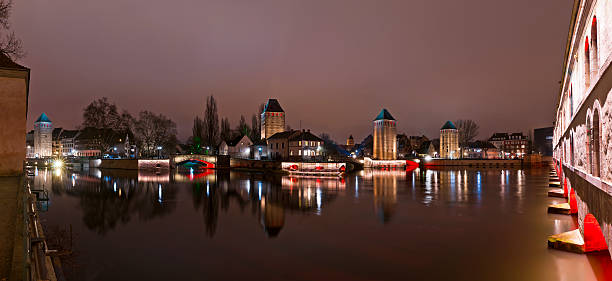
[34,113,53,158]
[373,109,397,160]
[440,120,458,159]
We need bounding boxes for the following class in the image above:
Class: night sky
[13,0,573,142]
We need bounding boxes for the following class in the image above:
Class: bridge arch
[176,159,215,169]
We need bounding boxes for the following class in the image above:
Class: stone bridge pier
[550,160,610,254]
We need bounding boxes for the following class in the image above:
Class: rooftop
[263,99,284,113]
[374,109,395,121]
[441,121,457,130]
[0,53,28,70]
[35,113,51,123]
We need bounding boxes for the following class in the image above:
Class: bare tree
[220,117,231,142]
[203,96,219,147]
[135,111,177,157]
[0,0,23,59]
[455,119,479,156]
[82,97,121,129]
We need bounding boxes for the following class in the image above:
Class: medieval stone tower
[34,113,53,158]
[440,121,459,159]
[373,109,397,160]
[261,99,286,139]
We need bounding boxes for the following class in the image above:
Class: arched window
[570,133,575,166]
[591,16,598,79]
[591,109,600,177]
[586,114,592,173]
[585,37,591,89]
[569,87,573,116]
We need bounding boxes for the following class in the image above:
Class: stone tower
[261,99,285,139]
[34,113,53,158]
[440,121,459,159]
[373,109,397,160]
[346,135,355,147]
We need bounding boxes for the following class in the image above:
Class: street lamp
[157,146,162,159]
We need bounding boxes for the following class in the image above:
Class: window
[282,143,284,148]
[290,151,293,156]
[591,16,598,78]
[299,150,301,156]
[299,141,302,146]
[585,37,591,88]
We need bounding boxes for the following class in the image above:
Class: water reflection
[35,166,612,281]
[46,168,177,234]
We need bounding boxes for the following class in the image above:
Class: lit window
[299,141,302,146]
[299,150,302,155]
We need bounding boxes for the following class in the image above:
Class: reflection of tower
[440,121,459,159]
[260,99,285,139]
[261,201,285,238]
[373,109,397,160]
[34,113,53,158]
[373,172,398,223]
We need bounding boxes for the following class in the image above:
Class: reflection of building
[34,113,53,158]
[261,202,284,237]
[372,171,399,223]
[440,121,458,159]
[260,99,285,140]
[373,109,397,160]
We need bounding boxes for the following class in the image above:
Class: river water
[34,166,612,281]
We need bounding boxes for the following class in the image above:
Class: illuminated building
[260,99,285,140]
[33,113,53,158]
[440,121,458,159]
[346,135,355,147]
[373,109,397,160]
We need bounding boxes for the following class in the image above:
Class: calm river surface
[34,166,612,281]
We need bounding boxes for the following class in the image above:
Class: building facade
[487,132,529,158]
[373,109,397,160]
[33,113,53,158]
[549,0,612,255]
[534,127,554,156]
[261,99,285,140]
[440,121,459,159]
[219,135,253,159]
[267,130,323,160]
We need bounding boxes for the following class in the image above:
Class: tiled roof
[35,113,51,123]
[263,99,284,113]
[227,135,251,146]
[374,109,395,121]
[441,121,456,130]
[288,131,323,142]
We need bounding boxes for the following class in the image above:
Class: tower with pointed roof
[373,109,397,160]
[260,99,286,140]
[440,121,459,159]
[346,135,355,147]
[34,113,53,158]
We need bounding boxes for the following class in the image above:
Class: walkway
[0,177,25,280]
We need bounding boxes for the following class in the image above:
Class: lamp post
[157,146,163,159]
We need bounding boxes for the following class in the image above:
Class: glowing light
[424,155,432,162]
[414,159,420,163]
[51,159,64,168]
